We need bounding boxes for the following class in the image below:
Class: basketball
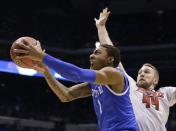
[10,36,41,68]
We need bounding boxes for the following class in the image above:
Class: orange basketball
[10,36,41,68]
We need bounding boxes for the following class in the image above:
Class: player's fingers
[33,64,39,70]
[22,39,36,50]
[32,64,45,73]
[13,49,29,54]
[16,55,30,59]
[15,42,30,50]
[106,11,111,17]
[28,40,42,51]
[36,40,41,48]
[94,18,98,22]
[103,8,107,14]
[99,12,102,18]
[22,39,30,46]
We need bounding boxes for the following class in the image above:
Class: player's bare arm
[95,8,112,45]
[95,8,126,72]
[15,39,124,93]
[32,63,92,102]
[45,73,92,102]
[95,67,124,93]
[42,67,91,102]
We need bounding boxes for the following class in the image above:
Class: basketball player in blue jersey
[95,8,176,131]
[14,40,138,130]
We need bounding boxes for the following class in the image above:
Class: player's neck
[138,86,154,91]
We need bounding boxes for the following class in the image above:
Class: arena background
[0,0,175,131]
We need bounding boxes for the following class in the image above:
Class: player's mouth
[90,60,94,67]
[139,78,145,82]
[90,59,94,64]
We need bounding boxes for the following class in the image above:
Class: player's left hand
[32,62,49,74]
[13,39,45,62]
[94,8,111,28]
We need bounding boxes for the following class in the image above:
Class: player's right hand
[14,39,45,62]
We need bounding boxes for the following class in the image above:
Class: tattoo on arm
[68,83,92,100]
[44,72,91,102]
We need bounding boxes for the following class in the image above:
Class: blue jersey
[90,68,137,131]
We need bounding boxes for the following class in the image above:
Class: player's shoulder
[101,66,117,71]
[158,86,175,93]
[100,67,124,81]
[101,67,123,75]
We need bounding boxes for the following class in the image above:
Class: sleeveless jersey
[127,74,176,131]
[90,68,137,131]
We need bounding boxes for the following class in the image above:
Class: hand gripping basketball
[10,36,44,69]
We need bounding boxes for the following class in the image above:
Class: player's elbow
[59,96,73,103]
[62,91,77,103]
[56,92,73,103]
[60,98,71,103]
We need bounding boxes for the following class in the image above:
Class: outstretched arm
[42,54,124,92]
[95,8,125,72]
[14,41,95,82]
[33,64,91,102]
[15,41,124,93]
[160,87,176,107]
[95,8,112,46]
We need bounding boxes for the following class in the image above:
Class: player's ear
[107,57,114,64]
[153,78,158,85]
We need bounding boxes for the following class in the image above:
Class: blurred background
[0,0,176,131]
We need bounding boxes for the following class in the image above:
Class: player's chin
[137,81,143,86]
[90,66,94,70]
[137,82,149,89]
[90,65,97,70]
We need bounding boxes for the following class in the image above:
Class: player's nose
[89,53,95,60]
[140,72,145,77]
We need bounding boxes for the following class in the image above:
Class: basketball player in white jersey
[95,8,176,131]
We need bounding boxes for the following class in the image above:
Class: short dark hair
[100,44,121,67]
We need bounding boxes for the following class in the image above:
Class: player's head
[89,44,121,70]
[137,63,159,90]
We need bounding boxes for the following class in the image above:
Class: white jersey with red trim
[127,75,176,131]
